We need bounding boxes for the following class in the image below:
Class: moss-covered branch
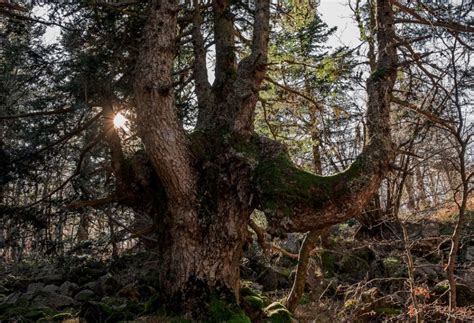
[253,136,392,234]
[252,0,397,234]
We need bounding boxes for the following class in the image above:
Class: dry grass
[430,197,474,222]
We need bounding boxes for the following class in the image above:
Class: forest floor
[1,206,473,322]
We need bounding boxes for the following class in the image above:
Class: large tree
[1,0,398,315]
[128,0,396,308]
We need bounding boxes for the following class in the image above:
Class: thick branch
[254,0,396,233]
[391,96,455,130]
[249,219,299,259]
[255,140,390,233]
[228,0,271,136]
[133,1,197,205]
[213,0,236,90]
[265,76,323,110]
[192,2,215,129]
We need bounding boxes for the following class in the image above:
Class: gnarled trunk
[118,0,396,316]
[158,194,252,308]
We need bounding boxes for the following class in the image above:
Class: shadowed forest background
[0,0,473,322]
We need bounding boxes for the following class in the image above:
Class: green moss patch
[264,302,292,323]
[207,297,251,323]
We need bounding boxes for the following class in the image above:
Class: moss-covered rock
[207,298,251,323]
[46,310,78,322]
[243,295,265,310]
[59,281,79,296]
[74,289,95,302]
[65,257,107,285]
[342,287,400,319]
[383,256,406,278]
[30,290,76,309]
[80,301,119,322]
[240,282,263,299]
[264,302,292,323]
[240,281,268,321]
[96,273,122,296]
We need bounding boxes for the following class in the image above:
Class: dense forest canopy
[0,0,473,321]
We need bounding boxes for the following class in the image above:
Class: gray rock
[432,280,474,307]
[414,258,438,281]
[280,233,302,254]
[26,282,45,294]
[30,290,75,309]
[257,266,290,292]
[383,256,407,278]
[43,284,60,294]
[74,289,95,302]
[38,273,63,284]
[422,222,440,238]
[82,281,97,291]
[465,246,474,262]
[96,274,121,296]
[59,281,79,296]
[407,223,423,239]
[3,292,21,304]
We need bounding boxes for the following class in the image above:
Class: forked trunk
[125,0,397,317]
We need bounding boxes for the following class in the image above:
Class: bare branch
[392,0,474,33]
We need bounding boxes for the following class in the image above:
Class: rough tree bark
[104,0,397,315]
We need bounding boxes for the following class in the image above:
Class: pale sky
[319,0,359,48]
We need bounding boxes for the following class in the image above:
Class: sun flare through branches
[113,112,129,132]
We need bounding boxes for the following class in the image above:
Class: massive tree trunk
[109,0,397,315]
[130,1,269,311]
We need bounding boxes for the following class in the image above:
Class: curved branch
[249,219,299,259]
[255,139,391,233]
[264,76,324,110]
[254,0,397,234]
